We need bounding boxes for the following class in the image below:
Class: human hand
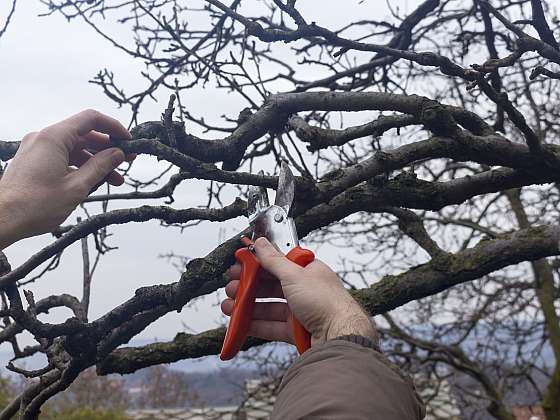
[221,237,377,347]
[0,110,132,249]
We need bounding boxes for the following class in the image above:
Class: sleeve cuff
[330,334,381,352]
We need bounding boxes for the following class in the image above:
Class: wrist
[324,302,378,344]
[331,334,381,352]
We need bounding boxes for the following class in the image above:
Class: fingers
[225,279,284,300]
[226,264,241,280]
[69,149,125,186]
[70,131,134,186]
[253,237,303,287]
[40,110,131,155]
[64,109,131,139]
[81,131,136,162]
[79,131,113,150]
[220,298,292,343]
[221,299,288,322]
[226,262,284,298]
[227,264,277,282]
[247,320,292,343]
[70,148,126,191]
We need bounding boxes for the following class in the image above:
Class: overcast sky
[0,0,418,362]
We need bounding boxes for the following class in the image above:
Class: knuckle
[38,126,55,139]
[40,123,77,145]
[40,123,66,137]
[81,108,102,122]
[33,127,58,146]
[21,132,38,144]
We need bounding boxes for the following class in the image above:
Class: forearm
[272,339,425,420]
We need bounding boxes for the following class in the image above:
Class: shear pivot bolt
[274,212,284,223]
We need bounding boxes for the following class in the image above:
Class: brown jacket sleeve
[271,339,425,420]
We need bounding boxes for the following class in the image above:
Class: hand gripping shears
[220,162,315,361]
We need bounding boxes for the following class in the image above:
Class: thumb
[254,237,303,286]
[73,148,125,188]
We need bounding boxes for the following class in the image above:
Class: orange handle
[286,246,315,354]
[220,245,315,361]
[220,247,261,361]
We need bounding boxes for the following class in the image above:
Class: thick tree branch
[99,223,560,375]
[97,328,265,375]
[288,114,420,151]
[0,200,246,289]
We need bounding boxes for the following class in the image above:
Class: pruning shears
[220,162,315,361]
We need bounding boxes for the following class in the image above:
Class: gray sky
[0,0,418,360]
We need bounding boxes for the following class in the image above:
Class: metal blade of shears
[247,170,269,223]
[274,161,295,216]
